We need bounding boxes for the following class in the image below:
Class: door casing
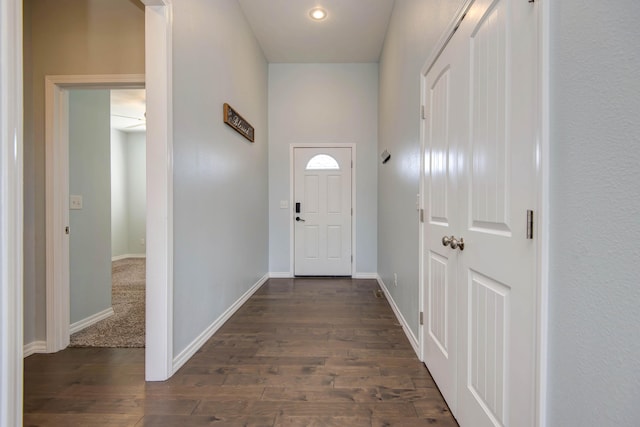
[289,143,356,277]
[1,0,24,425]
[44,72,174,381]
[45,75,145,354]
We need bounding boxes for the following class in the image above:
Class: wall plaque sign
[223,103,254,142]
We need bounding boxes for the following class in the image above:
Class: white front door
[421,0,539,426]
[293,147,352,276]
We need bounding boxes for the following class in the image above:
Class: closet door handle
[442,235,464,251]
[449,236,464,251]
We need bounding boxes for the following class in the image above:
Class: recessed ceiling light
[309,7,327,21]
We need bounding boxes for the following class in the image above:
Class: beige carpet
[69,258,145,348]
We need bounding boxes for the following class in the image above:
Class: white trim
[44,74,144,88]
[536,1,550,426]
[271,272,378,280]
[420,0,475,76]
[351,145,358,275]
[289,143,357,276]
[172,274,269,373]
[45,78,69,352]
[376,275,420,358]
[269,272,293,278]
[353,273,378,280]
[69,307,115,334]
[143,0,174,382]
[418,71,427,363]
[23,341,47,358]
[45,74,145,354]
[112,253,146,261]
[0,0,23,424]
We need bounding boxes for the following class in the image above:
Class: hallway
[24,278,457,426]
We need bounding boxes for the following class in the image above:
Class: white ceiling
[111,89,146,132]
[238,0,395,63]
[110,2,396,130]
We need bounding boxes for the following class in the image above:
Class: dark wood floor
[24,278,457,426]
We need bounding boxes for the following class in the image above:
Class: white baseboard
[269,272,378,279]
[376,275,420,358]
[23,341,47,358]
[112,253,146,261]
[353,272,378,279]
[69,307,115,334]
[269,272,293,278]
[172,274,269,373]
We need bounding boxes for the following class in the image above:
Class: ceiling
[237,0,396,63]
[111,89,146,132]
[110,2,397,131]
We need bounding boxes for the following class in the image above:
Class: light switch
[279,200,289,209]
[70,195,83,210]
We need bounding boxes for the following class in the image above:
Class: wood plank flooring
[24,278,458,426]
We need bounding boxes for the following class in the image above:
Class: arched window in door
[305,154,340,170]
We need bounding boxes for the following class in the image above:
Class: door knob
[442,235,464,250]
[295,216,305,222]
[449,236,464,251]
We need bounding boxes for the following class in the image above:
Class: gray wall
[110,129,146,259]
[126,132,146,255]
[110,129,128,257]
[547,1,640,425]
[23,0,144,343]
[268,63,378,275]
[377,0,465,336]
[68,90,112,324]
[171,0,269,355]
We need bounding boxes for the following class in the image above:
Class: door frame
[44,74,145,354]
[44,73,174,381]
[417,1,550,426]
[289,143,356,277]
[0,0,24,425]
[142,0,174,381]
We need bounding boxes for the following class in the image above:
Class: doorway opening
[65,89,147,348]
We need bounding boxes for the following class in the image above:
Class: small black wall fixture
[381,149,391,164]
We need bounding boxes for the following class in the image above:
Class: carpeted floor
[69,258,145,348]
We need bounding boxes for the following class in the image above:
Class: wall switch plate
[280,200,289,209]
[70,195,83,210]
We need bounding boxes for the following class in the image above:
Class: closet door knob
[449,237,464,251]
[442,235,464,250]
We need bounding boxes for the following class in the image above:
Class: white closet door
[456,0,538,425]
[422,0,539,425]
[421,24,470,411]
